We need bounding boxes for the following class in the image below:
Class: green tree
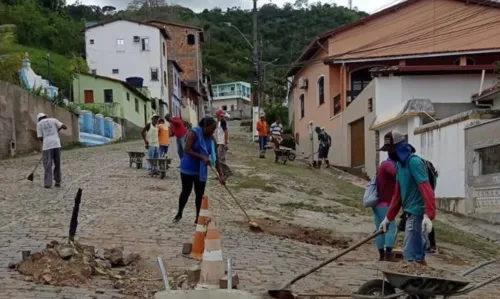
[0,24,22,83]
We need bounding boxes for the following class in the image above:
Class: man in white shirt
[270,118,284,163]
[214,110,232,178]
[36,113,67,188]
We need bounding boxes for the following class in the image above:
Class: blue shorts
[318,147,329,159]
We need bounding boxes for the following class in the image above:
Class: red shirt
[170,116,187,138]
[376,160,397,207]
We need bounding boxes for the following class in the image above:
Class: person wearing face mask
[379,130,436,265]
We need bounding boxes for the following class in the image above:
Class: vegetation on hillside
[0,0,366,104]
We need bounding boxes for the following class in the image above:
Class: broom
[27,157,43,182]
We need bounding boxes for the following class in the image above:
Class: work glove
[379,217,390,232]
[422,215,433,234]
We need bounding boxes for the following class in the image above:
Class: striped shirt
[270,122,283,137]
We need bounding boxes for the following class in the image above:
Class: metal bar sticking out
[157,256,170,291]
[227,257,233,290]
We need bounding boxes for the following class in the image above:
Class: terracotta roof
[285,0,500,77]
[370,64,497,74]
[78,73,151,102]
[146,20,205,42]
[472,83,500,100]
[85,19,170,40]
[168,59,184,73]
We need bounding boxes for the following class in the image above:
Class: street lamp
[224,22,254,50]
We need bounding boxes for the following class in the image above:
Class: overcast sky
[70,0,400,14]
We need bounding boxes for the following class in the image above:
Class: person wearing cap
[214,110,232,178]
[314,126,331,168]
[157,119,170,157]
[36,113,67,188]
[165,113,188,161]
[379,130,436,265]
[374,138,398,261]
[256,113,268,158]
[141,115,160,175]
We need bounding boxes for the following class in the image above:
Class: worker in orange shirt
[256,113,268,158]
[158,119,170,157]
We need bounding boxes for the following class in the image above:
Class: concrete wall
[85,20,169,104]
[0,81,79,158]
[465,118,500,216]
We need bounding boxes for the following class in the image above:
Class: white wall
[85,20,169,105]
[419,120,477,198]
[374,77,403,113]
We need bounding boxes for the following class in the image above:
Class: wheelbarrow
[147,158,171,179]
[353,259,500,299]
[127,151,146,169]
[274,146,296,164]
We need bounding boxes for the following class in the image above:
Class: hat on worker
[151,114,159,119]
[37,113,46,121]
[379,130,406,151]
[216,109,225,117]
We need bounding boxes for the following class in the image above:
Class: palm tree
[0,24,22,83]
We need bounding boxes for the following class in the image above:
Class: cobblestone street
[0,123,499,299]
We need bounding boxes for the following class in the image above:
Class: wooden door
[84,90,94,103]
[350,117,365,168]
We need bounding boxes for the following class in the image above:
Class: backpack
[410,155,438,190]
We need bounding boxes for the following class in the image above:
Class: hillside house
[84,19,170,115]
[212,81,252,119]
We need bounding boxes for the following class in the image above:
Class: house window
[112,69,119,74]
[150,67,159,81]
[222,105,228,111]
[116,38,125,51]
[104,89,113,103]
[126,92,130,101]
[135,98,139,112]
[141,37,150,51]
[477,144,500,175]
[317,76,325,106]
[349,68,372,104]
[187,34,195,46]
[163,42,166,56]
[368,98,373,112]
[300,94,305,118]
[230,104,235,111]
[89,39,94,44]
[91,69,97,75]
[333,94,341,116]
[164,71,167,86]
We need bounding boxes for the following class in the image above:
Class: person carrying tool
[314,126,331,168]
[141,115,160,175]
[256,113,268,158]
[375,143,398,261]
[174,116,226,224]
[165,113,188,161]
[379,130,436,265]
[36,113,67,188]
[270,117,284,163]
[214,110,232,178]
[157,118,170,157]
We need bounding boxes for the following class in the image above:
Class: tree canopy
[0,0,367,99]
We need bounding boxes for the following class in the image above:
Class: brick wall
[0,81,79,159]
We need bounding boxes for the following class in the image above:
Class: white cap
[37,113,46,120]
[151,114,159,119]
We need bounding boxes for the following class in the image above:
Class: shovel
[27,156,43,182]
[268,230,384,299]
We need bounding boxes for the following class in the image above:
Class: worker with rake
[379,130,436,265]
[37,113,67,188]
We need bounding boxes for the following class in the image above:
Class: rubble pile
[9,240,141,288]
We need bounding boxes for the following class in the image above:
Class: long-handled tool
[27,156,43,182]
[268,230,384,299]
[209,165,263,233]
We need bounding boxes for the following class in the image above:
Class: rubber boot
[325,160,330,168]
[312,161,317,167]
[317,161,322,169]
[378,249,385,261]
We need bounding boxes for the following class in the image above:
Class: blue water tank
[104,117,114,139]
[126,77,144,89]
[78,110,87,132]
[95,114,105,136]
[82,111,94,134]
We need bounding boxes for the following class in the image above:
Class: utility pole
[252,0,259,109]
[348,0,352,9]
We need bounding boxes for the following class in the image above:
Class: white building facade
[85,20,170,114]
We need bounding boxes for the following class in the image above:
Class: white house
[85,19,170,115]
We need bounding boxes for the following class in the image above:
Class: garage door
[350,118,365,168]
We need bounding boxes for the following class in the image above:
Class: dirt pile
[251,218,352,247]
[9,240,141,288]
[389,261,447,278]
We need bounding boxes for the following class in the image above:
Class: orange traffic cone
[190,195,211,260]
[196,218,225,289]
